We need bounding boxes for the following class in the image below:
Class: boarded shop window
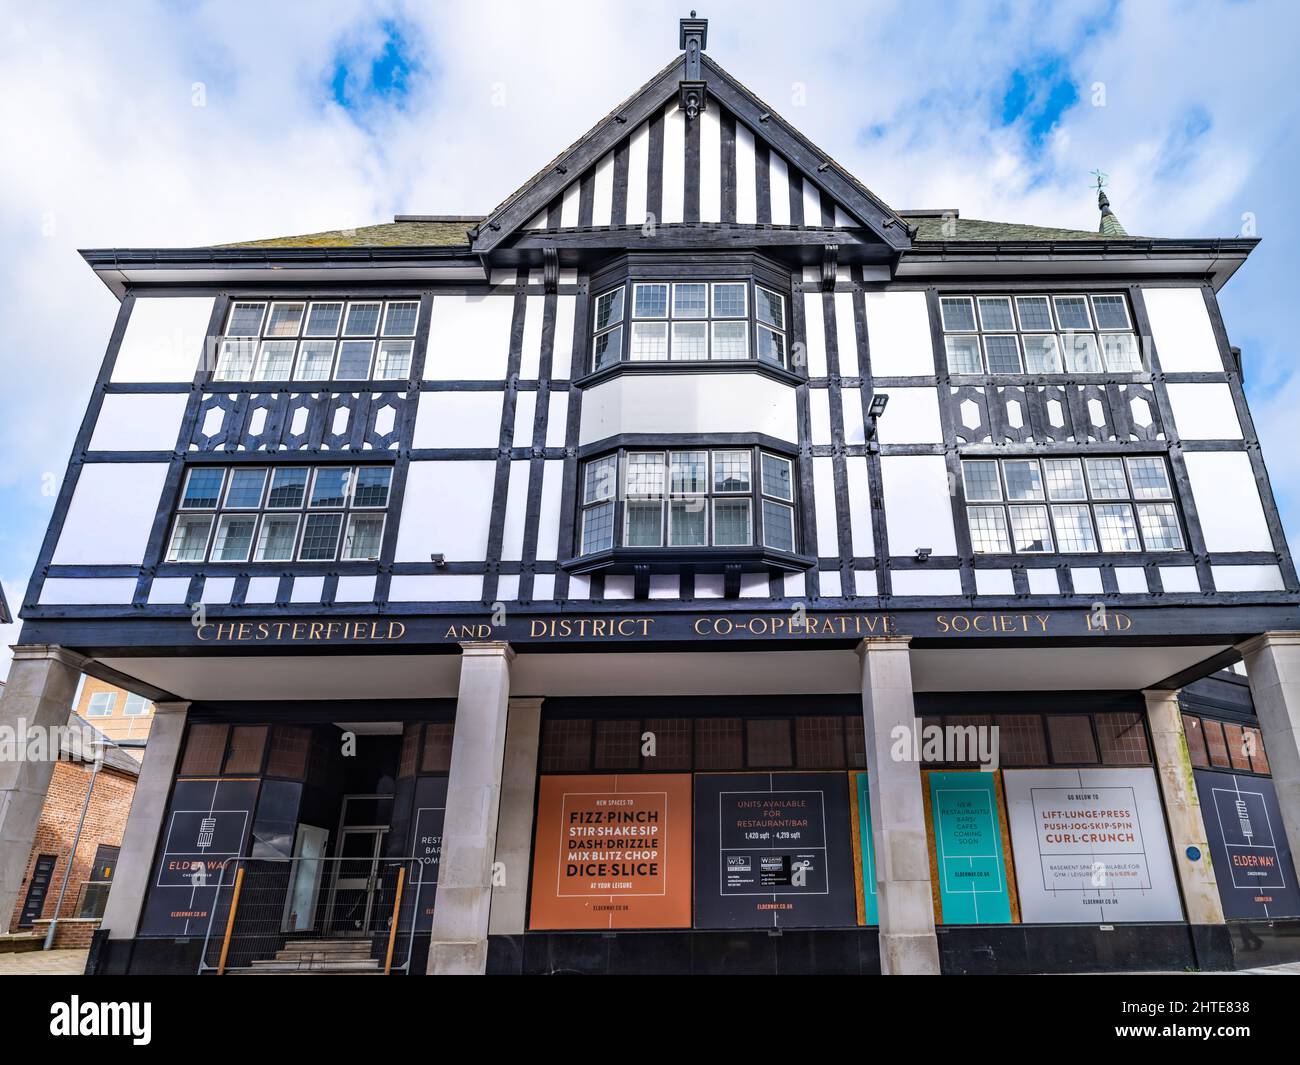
[1221,723,1254,772]
[398,723,421,778]
[1095,712,1151,765]
[746,719,793,767]
[845,715,867,768]
[642,718,692,770]
[695,718,743,770]
[266,725,311,779]
[795,716,845,769]
[594,720,641,770]
[539,719,593,772]
[1246,727,1270,774]
[179,723,229,776]
[1182,714,1210,768]
[1202,719,1231,767]
[997,714,1049,766]
[1046,715,1098,764]
[421,723,454,773]
[224,725,268,775]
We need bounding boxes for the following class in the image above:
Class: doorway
[324,794,393,935]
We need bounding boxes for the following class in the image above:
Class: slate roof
[908,216,1144,242]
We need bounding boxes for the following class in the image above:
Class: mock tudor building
[2,18,1300,975]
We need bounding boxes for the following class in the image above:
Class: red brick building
[8,713,140,937]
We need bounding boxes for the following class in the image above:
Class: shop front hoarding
[528,773,692,929]
[1003,767,1182,923]
[694,772,856,929]
[1194,768,1300,919]
[923,770,1018,924]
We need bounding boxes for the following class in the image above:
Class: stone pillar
[428,642,514,974]
[99,700,189,940]
[1143,689,1224,926]
[856,637,941,975]
[488,697,543,937]
[0,644,86,932]
[1238,633,1300,864]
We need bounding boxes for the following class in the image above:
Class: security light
[915,547,932,562]
[868,393,889,419]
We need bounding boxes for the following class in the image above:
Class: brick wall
[9,760,137,930]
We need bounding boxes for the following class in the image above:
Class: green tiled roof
[213,214,1144,250]
[218,219,475,249]
[909,216,1145,242]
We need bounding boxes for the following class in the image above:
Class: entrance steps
[241,937,383,974]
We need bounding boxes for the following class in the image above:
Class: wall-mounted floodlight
[430,553,446,568]
[866,393,889,451]
[914,547,932,562]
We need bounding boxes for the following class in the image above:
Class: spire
[678,12,709,120]
[1092,170,1128,237]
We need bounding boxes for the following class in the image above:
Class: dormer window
[590,279,788,372]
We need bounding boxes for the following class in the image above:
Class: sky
[1,0,1297,678]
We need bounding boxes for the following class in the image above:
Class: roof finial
[1091,169,1128,237]
[678,13,709,120]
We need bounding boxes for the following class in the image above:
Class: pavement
[0,948,88,975]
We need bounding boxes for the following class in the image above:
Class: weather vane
[1089,169,1108,191]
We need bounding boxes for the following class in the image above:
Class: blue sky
[1,0,1297,675]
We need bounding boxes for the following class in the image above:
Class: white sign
[1003,768,1183,923]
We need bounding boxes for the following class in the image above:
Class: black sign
[693,772,856,929]
[139,777,259,937]
[1194,768,1300,919]
[407,776,447,932]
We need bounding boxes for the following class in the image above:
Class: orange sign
[528,774,692,930]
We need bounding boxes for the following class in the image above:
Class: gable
[474,55,910,254]
[519,98,861,231]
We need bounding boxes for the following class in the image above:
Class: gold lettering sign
[935,613,1051,634]
[195,621,407,642]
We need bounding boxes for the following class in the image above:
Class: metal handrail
[197,855,426,975]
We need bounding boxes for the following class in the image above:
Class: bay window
[578,447,798,556]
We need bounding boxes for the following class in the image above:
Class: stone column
[856,637,940,975]
[1238,633,1300,863]
[0,644,86,932]
[1143,690,1224,927]
[99,700,189,940]
[488,697,543,937]
[428,642,514,974]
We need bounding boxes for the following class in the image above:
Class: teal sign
[927,772,1013,924]
[854,773,878,925]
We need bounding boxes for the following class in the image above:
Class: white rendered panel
[89,393,188,452]
[393,461,496,562]
[1143,287,1222,372]
[874,387,942,444]
[809,388,832,445]
[1166,382,1243,440]
[812,456,839,556]
[1184,450,1274,551]
[769,153,790,225]
[512,390,536,448]
[425,294,514,380]
[802,292,828,377]
[111,296,214,383]
[559,181,580,227]
[500,460,531,561]
[891,570,962,596]
[625,121,650,226]
[881,455,957,556]
[842,388,866,445]
[412,391,504,449]
[546,391,569,448]
[519,295,545,379]
[974,569,1014,595]
[534,460,564,561]
[803,179,822,227]
[734,123,756,224]
[552,295,577,380]
[1211,564,1285,592]
[39,578,137,605]
[661,105,685,223]
[592,152,614,227]
[389,575,483,602]
[845,456,874,555]
[834,292,859,376]
[863,291,935,376]
[51,462,169,565]
[335,575,377,602]
[578,374,797,444]
[699,106,722,223]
